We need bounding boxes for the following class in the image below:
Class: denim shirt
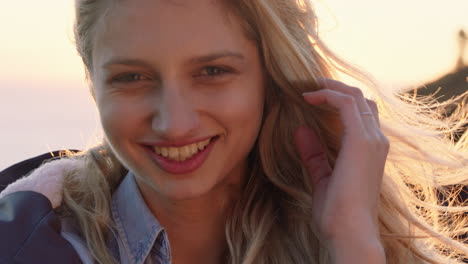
[62,172,173,264]
[110,172,172,264]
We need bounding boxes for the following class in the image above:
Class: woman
[0,0,467,263]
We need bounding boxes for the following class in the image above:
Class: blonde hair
[63,0,468,263]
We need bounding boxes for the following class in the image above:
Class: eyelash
[197,66,230,78]
[111,73,149,83]
[110,66,230,84]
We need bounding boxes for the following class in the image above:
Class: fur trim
[0,158,84,208]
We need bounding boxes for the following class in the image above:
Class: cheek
[206,84,265,133]
[97,95,150,141]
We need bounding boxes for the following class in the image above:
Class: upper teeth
[153,138,211,161]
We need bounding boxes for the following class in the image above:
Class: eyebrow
[102,58,153,69]
[188,51,245,64]
[101,51,245,69]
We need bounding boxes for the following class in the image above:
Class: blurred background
[1,0,467,170]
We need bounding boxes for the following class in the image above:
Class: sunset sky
[1,0,467,169]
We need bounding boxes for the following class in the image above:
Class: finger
[316,78,379,129]
[294,126,332,185]
[302,89,365,137]
[366,99,380,128]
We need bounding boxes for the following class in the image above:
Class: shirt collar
[111,171,171,264]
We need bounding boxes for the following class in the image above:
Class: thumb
[294,126,332,184]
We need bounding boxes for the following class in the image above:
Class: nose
[151,85,200,140]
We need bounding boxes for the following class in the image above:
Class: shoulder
[0,151,84,264]
[0,150,80,193]
[0,191,83,264]
[0,150,82,208]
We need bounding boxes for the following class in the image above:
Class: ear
[294,126,332,185]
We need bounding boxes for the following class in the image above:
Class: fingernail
[302,92,314,96]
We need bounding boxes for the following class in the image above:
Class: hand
[294,79,389,259]
[0,158,83,209]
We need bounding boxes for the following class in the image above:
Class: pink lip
[143,136,218,175]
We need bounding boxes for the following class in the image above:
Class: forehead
[92,0,252,69]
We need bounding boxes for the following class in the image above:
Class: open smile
[143,136,219,175]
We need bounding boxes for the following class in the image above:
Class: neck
[136,173,245,264]
[155,194,232,264]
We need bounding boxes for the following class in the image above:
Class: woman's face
[91,0,265,200]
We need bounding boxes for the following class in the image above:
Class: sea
[0,80,101,171]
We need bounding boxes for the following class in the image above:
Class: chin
[134,164,224,201]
